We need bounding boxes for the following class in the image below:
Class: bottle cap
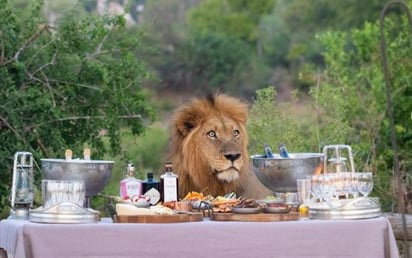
[147,172,153,179]
[165,162,173,172]
[127,163,135,175]
[65,149,73,160]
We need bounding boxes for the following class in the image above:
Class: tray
[211,212,299,222]
[114,212,204,223]
[309,197,381,220]
[30,202,100,224]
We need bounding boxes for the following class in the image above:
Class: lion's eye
[233,130,240,137]
[207,130,216,138]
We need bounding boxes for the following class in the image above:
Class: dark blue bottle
[264,144,275,158]
[142,172,160,205]
[278,143,290,158]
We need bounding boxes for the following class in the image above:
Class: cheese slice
[115,203,155,216]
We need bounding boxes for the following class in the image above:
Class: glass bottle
[83,148,91,160]
[119,163,142,199]
[142,172,160,205]
[264,144,274,158]
[160,162,179,203]
[65,149,73,160]
[278,143,290,158]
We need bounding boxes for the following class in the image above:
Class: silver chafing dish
[29,151,114,223]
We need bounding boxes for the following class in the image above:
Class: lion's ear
[175,110,200,136]
[177,120,194,136]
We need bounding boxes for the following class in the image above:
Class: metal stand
[380,1,412,257]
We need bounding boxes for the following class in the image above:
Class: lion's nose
[224,153,241,162]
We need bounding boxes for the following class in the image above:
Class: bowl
[40,159,114,197]
[251,153,324,193]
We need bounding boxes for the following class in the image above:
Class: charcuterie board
[211,212,299,222]
[114,212,204,223]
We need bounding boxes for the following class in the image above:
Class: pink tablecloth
[0,216,399,258]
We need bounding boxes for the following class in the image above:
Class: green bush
[248,10,412,212]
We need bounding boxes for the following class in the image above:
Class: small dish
[175,201,192,212]
[191,200,213,210]
[232,207,261,214]
[256,198,285,205]
[263,206,290,214]
[120,200,151,208]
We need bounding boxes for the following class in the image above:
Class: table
[0,216,399,258]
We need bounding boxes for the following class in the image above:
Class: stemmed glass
[357,172,373,197]
[347,172,361,198]
[320,174,337,205]
[310,175,322,203]
[341,172,352,199]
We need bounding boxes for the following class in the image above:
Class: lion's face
[168,94,249,197]
[195,116,245,183]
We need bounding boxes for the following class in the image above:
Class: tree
[306,6,412,211]
[188,0,275,44]
[0,0,155,217]
[248,0,412,212]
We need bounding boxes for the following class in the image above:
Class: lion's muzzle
[224,153,241,162]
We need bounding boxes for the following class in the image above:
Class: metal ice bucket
[251,153,324,193]
[40,159,114,198]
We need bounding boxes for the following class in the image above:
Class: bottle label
[163,177,178,202]
[120,179,142,199]
[144,188,161,205]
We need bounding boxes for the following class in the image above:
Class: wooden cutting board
[114,212,204,223]
[211,212,299,222]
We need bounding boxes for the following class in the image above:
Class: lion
[167,93,272,199]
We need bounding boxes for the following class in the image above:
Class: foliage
[248,0,412,211]
[135,0,392,97]
[188,0,275,44]
[258,14,290,66]
[183,0,276,95]
[247,86,350,155]
[183,33,254,94]
[140,0,275,96]
[140,0,200,92]
[276,0,386,62]
[0,0,155,217]
[306,7,412,211]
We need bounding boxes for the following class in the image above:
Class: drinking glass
[340,172,351,199]
[297,178,311,204]
[348,172,361,198]
[357,172,373,197]
[320,174,336,204]
[310,175,322,203]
